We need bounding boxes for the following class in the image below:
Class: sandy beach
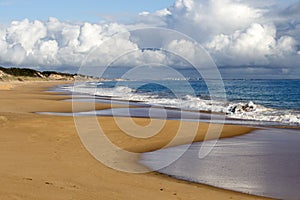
[0,81,270,200]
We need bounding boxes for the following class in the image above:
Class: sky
[0,0,300,78]
[0,0,176,23]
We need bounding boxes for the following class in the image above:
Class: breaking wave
[62,83,300,125]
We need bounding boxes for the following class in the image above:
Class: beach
[0,81,269,200]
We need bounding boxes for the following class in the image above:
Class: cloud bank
[0,0,299,77]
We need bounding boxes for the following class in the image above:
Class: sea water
[58,74,300,199]
[62,79,300,126]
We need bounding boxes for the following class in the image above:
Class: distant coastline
[0,66,99,82]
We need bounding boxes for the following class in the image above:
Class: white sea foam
[63,84,300,125]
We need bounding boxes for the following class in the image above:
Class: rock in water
[227,101,257,114]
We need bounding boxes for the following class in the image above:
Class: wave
[63,84,300,125]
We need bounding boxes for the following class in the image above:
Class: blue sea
[58,71,300,199]
[63,78,300,126]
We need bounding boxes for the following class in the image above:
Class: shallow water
[141,128,300,200]
[38,106,286,127]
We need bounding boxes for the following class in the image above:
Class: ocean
[62,78,300,126]
[57,72,300,199]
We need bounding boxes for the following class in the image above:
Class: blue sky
[0,0,175,23]
[0,0,297,23]
[0,0,299,78]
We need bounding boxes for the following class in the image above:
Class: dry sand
[0,81,24,90]
[0,81,270,200]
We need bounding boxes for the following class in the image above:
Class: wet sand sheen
[0,81,269,200]
[142,128,300,200]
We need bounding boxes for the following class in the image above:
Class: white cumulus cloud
[206,23,299,66]
[0,0,299,77]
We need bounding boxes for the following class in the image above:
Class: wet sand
[142,128,300,199]
[0,81,269,200]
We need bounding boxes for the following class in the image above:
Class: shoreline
[142,128,300,199]
[0,81,270,200]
